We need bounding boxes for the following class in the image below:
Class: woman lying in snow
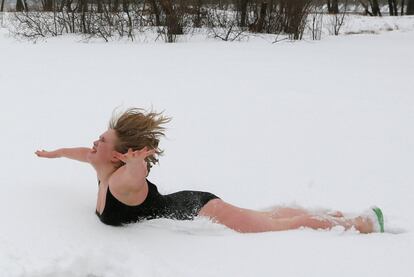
[35,107,384,234]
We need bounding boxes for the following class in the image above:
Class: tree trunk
[388,0,398,15]
[122,0,128,12]
[16,0,24,11]
[97,0,103,13]
[250,1,267,32]
[194,0,202,28]
[372,0,381,16]
[150,0,160,26]
[65,0,71,12]
[44,0,53,11]
[79,0,88,12]
[58,0,65,11]
[388,0,394,15]
[78,0,88,32]
[393,0,398,15]
[401,0,405,15]
[112,0,120,12]
[1,0,5,12]
[159,0,183,34]
[332,0,339,14]
[358,0,372,15]
[239,0,248,27]
[408,0,414,14]
[327,0,332,13]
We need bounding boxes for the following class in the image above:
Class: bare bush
[248,1,267,33]
[358,0,381,16]
[85,9,136,42]
[329,0,348,35]
[10,11,64,39]
[10,6,139,42]
[281,0,315,40]
[206,7,247,41]
[307,5,324,40]
[5,0,346,43]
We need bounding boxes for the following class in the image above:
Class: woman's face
[87,128,119,167]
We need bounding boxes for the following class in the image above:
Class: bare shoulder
[108,166,147,197]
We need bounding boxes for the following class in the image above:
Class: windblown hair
[109,107,172,173]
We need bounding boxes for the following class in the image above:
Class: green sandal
[371,206,385,233]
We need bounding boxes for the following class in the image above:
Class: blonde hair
[109,107,172,172]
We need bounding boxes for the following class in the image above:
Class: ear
[111,152,124,169]
[111,151,122,163]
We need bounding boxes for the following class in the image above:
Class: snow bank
[0,15,413,277]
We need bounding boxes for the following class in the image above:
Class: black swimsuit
[95,178,220,226]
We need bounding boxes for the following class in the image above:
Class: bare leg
[198,199,372,234]
[267,207,310,218]
[267,206,344,219]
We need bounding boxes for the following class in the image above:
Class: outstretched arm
[35,148,91,163]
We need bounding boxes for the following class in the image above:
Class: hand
[113,147,156,167]
[35,149,61,158]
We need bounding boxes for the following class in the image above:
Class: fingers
[138,147,156,157]
[147,150,156,158]
[35,149,47,157]
[127,147,156,157]
[113,147,156,163]
[35,149,57,158]
[113,149,141,162]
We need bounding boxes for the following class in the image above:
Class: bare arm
[35,147,91,163]
[110,147,156,190]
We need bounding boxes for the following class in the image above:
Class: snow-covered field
[1,15,414,277]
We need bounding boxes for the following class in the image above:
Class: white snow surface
[1,16,414,277]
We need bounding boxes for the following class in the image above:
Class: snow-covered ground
[1,15,414,277]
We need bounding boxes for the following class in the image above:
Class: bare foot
[354,216,374,234]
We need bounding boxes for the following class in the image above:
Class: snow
[1,15,414,277]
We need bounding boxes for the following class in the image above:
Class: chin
[86,152,100,165]
[88,154,111,167]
